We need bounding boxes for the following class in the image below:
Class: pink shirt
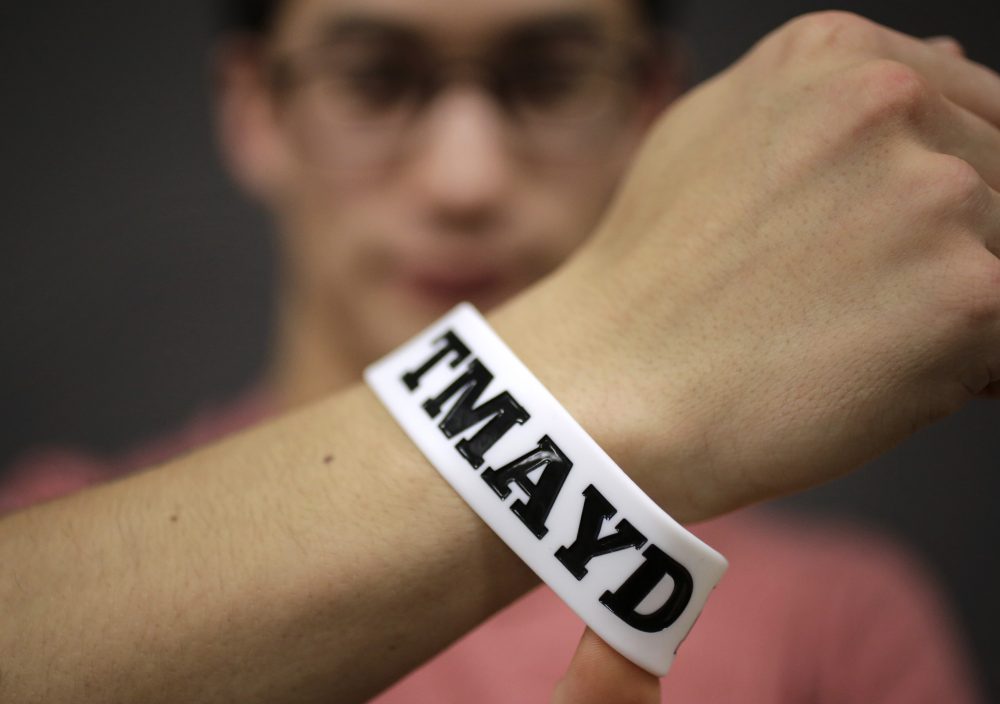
[1,391,984,703]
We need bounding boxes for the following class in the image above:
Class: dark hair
[219,0,677,37]
[220,0,278,35]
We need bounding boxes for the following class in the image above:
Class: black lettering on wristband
[555,485,647,580]
[600,545,693,633]
[481,435,572,539]
[421,358,530,469]
[402,330,471,391]
[398,325,698,636]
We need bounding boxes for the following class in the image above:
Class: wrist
[364,302,727,676]
[487,274,717,524]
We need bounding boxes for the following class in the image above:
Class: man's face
[229,0,670,364]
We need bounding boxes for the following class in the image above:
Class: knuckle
[848,59,929,123]
[955,255,1000,328]
[931,36,965,57]
[919,153,985,209]
[780,11,877,56]
[815,60,930,141]
[931,245,1000,346]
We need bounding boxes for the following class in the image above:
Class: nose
[406,85,516,235]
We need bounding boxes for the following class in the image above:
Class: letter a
[555,485,647,580]
[481,435,572,539]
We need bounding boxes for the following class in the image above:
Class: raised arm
[3,11,999,704]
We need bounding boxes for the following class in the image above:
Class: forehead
[272,0,642,50]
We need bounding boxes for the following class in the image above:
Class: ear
[211,36,292,204]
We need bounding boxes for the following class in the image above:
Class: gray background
[2,0,997,698]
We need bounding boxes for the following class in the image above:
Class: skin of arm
[0,293,686,704]
[0,387,520,703]
[4,10,1000,704]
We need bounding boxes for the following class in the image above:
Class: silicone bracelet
[364,303,727,676]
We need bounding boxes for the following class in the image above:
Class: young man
[1,0,995,701]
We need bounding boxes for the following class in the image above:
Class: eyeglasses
[266,37,653,176]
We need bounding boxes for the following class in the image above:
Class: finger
[550,627,661,704]
[930,95,1000,193]
[864,20,1000,127]
[924,36,965,58]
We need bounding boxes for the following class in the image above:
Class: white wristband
[364,303,727,676]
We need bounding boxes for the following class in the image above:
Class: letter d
[599,545,693,633]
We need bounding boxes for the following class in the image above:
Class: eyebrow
[313,10,607,50]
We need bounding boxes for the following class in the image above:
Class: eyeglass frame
[260,33,663,173]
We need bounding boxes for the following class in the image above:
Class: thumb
[550,627,662,704]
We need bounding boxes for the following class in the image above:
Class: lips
[400,266,504,307]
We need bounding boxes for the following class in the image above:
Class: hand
[550,628,661,704]
[495,11,1000,521]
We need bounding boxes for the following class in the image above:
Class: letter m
[422,359,530,469]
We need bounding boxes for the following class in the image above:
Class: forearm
[7,9,998,703]
[1,220,677,704]
[0,383,542,703]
